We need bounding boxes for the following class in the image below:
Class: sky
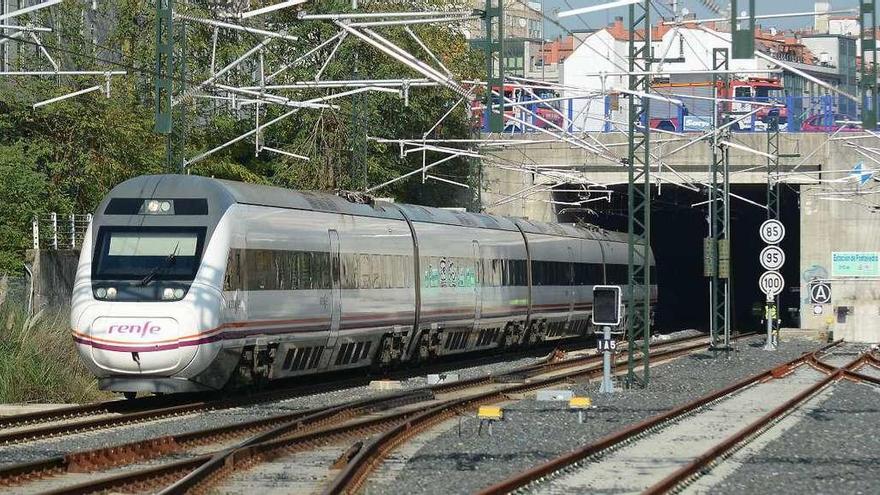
[539,0,861,38]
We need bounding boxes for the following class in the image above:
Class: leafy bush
[0,304,110,403]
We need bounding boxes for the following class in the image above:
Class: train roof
[105,175,622,239]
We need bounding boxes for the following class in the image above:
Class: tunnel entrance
[555,184,800,332]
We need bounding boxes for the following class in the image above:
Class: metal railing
[32,213,92,250]
[484,94,864,134]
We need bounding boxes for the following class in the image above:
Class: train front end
[71,176,231,395]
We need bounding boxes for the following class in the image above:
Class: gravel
[363,336,825,495]
[709,380,880,495]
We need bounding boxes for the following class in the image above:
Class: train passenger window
[317,251,332,290]
[358,254,371,289]
[223,249,242,291]
[289,254,299,289]
[403,256,413,287]
[371,254,383,289]
[391,256,404,288]
[252,250,271,290]
[274,256,283,290]
[341,253,357,289]
[298,252,312,290]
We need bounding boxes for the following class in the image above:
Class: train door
[326,230,342,349]
[473,240,482,330]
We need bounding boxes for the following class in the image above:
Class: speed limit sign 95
[759,245,785,271]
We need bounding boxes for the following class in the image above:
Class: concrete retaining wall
[26,249,80,310]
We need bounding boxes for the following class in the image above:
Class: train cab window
[92,227,205,281]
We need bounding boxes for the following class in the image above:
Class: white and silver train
[71,175,657,395]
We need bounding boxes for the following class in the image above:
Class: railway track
[0,333,716,494]
[0,338,595,446]
[477,342,880,495]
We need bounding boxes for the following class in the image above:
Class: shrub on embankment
[0,303,110,403]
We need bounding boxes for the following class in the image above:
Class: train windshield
[93,227,205,281]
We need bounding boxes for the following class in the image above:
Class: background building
[464,0,543,40]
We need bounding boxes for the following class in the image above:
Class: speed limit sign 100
[760,245,785,271]
[760,219,785,245]
[759,271,784,296]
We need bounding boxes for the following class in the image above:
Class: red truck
[649,77,787,132]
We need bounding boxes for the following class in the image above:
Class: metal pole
[32,216,39,250]
[860,1,877,129]
[484,0,504,133]
[154,0,173,135]
[709,47,731,353]
[599,325,615,393]
[764,115,780,351]
[50,212,57,250]
[625,0,652,389]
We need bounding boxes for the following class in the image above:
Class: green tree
[0,0,481,274]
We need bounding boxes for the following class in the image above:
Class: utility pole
[350,52,368,191]
[484,0,504,133]
[860,0,877,129]
[764,117,781,350]
[707,47,731,353]
[625,0,653,388]
[154,0,186,173]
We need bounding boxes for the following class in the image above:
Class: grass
[0,303,112,404]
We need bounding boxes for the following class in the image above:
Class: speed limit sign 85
[759,219,785,245]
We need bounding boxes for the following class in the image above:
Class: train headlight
[143,199,174,215]
[173,288,185,299]
[162,288,175,300]
[95,287,107,299]
[106,287,117,300]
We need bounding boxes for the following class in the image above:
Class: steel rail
[0,337,682,486]
[162,339,712,494]
[0,334,714,492]
[0,389,432,487]
[644,352,866,495]
[35,400,441,495]
[322,339,723,495]
[476,340,843,495]
[0,339,579,443]
[0,335,604,433]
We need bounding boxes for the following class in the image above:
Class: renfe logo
[108,321,161,337]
